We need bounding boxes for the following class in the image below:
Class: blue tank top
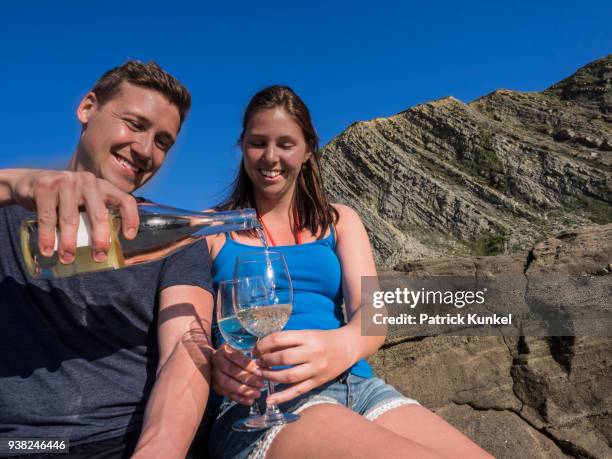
[212,229,372,378]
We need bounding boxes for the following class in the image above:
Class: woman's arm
[333,203,385,363]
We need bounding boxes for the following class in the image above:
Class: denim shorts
[207,373,419,459]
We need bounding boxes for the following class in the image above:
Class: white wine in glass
[236,303,292,338]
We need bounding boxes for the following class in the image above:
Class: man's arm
[0,168,31,206]
[132,284,214,459]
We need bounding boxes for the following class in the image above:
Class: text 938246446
[0,438,69,454]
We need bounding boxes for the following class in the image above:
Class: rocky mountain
[320,56,612,458]
[321,55,611,267]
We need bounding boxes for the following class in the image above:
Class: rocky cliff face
[321,55,611,267]
[320,56,611,458]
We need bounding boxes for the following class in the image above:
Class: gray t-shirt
[0,204,213,445]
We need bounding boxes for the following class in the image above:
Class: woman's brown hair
[219,85,338,238]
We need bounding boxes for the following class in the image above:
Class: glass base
[234,411,299,431]
[232,417,269,432]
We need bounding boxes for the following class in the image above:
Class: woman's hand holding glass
[211,344,263,405]
[253,327,355,405]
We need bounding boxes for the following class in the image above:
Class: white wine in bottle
[21,202,259,279]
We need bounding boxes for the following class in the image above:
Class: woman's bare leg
[266,404,446,459]
[373,404,493,459]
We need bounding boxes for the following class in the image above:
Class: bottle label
[53,213,93,251]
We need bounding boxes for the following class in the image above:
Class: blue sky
[1,1,610,210]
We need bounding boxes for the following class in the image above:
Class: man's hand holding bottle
[0,168,139,264]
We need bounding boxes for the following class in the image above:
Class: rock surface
[370,225,611,458]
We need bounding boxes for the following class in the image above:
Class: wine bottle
[20,202,259,279]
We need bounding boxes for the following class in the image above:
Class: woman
[206,86,491,459]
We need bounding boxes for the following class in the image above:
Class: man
[0,61,214,458]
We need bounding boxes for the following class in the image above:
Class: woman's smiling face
[241,107,311,201]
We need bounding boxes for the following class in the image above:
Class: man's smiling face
[73,82,181,192]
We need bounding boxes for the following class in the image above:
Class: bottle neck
[137,202,256,223]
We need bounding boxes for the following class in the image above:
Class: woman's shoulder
[330,203,365,237]
[331,203,362,222]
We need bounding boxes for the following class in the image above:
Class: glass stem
[244,348,259,417]
[263,378,283,417]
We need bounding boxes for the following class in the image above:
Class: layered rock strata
[321,55,611,268]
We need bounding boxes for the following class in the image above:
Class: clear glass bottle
[20,202,259,279]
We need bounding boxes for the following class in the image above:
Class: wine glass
[233,251,299,428]
[215,280,264,432]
